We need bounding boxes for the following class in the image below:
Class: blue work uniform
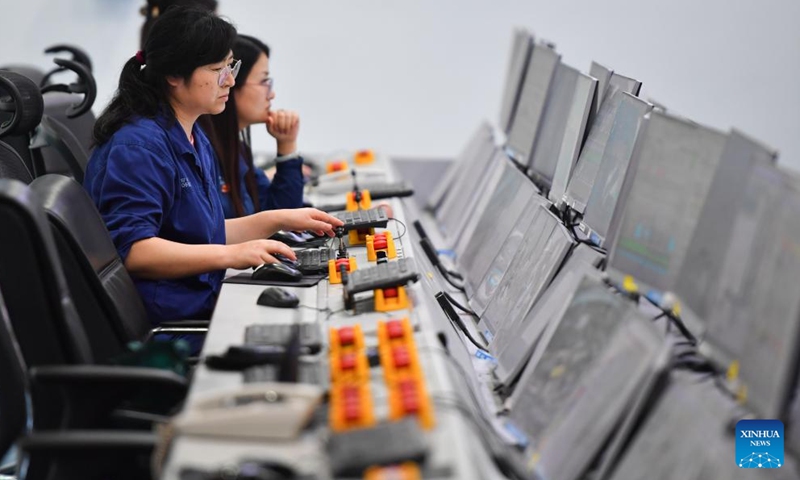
[217,150,304,218]
[84,113,226,333]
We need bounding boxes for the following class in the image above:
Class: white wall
[2,0,799,170]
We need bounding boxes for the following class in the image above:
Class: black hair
[200,35,270,217]
[140,0,218,50]
[94,6,236,146]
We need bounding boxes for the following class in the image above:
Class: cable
[388,217,407,240]
[442,291,478,318]
[438,264,466,292]
[435,292,487,352]
[419,347,529,480]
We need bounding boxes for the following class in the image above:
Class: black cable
[438,263,466,292]
[420,347,530,480]
[435,292,487,352]
[388,217,407,240]
[442,291,479,318]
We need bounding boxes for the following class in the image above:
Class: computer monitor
[547,71,597,206]
[467,196,546,314]
[608,72,642,97]
[527,319,667,480]
[456,159,539,293]
[589,62,613,116]
[492,244,605,385]
[427,121,494,213]
[499,29,534,134]
[435,122,497,239]
[606,111,727,297]
[578,93,653,246]
[701,168,800,420]
[606,373,743,480]
[505,43,560,167]
[563,88,627,213]
[673,131,777,331]
[475,206,574,339]
[505,278,667,480]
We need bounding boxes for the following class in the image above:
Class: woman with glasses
[201,35,305,218]
[85,7,342,334]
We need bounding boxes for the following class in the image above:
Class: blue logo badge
[736,419,783,468]
[179,177,192,189]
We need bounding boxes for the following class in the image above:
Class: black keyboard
[333,208,390,231]
[345,258,419,296]
[243,362,324,385]
[244,323,322,354]
[317,182,415,212]
[295,248,334,274]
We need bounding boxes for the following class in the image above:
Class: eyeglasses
[244,77,274,95]
[217,59,241,87]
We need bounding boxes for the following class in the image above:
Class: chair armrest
[147,319,210,341]
[19,431,156,480]
[29,365,187,430]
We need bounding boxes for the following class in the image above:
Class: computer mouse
[252,262,303,282]
[257,287,300,309]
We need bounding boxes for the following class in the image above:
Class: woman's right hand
[226,239,296,269]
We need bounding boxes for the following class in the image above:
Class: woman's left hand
[267,109,300,153]
[277,207,343,237]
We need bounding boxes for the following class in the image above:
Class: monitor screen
[548,71,597,205]
[505,278,647,449]
[492,244,604,385]
[607,374,745,480]
[607,111,727,295]
[580,93,653,245]
[499,29,534,134]
[703,168,800,420]
[428,121,494,212]
[436,122,497,238]
[468,197,545,315]
[608,72,642,97]
[563,88,626,213]
[505,43,560,167]
[527,63,578,191]
[476,206,574,339]
[457,160,538,293]
[526,318,666,480]
[673,131,777,327]
[589,61,613,116]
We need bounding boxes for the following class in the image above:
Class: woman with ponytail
[85,7,342,333]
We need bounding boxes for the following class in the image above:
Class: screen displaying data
[607,111,727,293]
[505,44,560,166]
[581,93,652,245]
[499,29,534,133]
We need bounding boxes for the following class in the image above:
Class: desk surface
[161,158,505,480]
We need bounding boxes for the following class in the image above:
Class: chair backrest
[0,289,29,461]
[33,115,89,182]
[0,178,93,367]
[30,175,151,354]
[43,91,95,153]
[0,140,33,183]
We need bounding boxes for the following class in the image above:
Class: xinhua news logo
[736,419,784,469]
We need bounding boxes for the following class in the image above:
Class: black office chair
[30,174,209,358]
[0,70,44,179]
[0,289,158,480]
[0,140,34,183]
[0,178,187,430]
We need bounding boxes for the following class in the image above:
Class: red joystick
[373,236,388,251]
[392,345,411,368]
[335,258,351,272]
[338,327,356,346]
[383,287,398,299]
[386,320,404,339]
[340,352,357,370]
